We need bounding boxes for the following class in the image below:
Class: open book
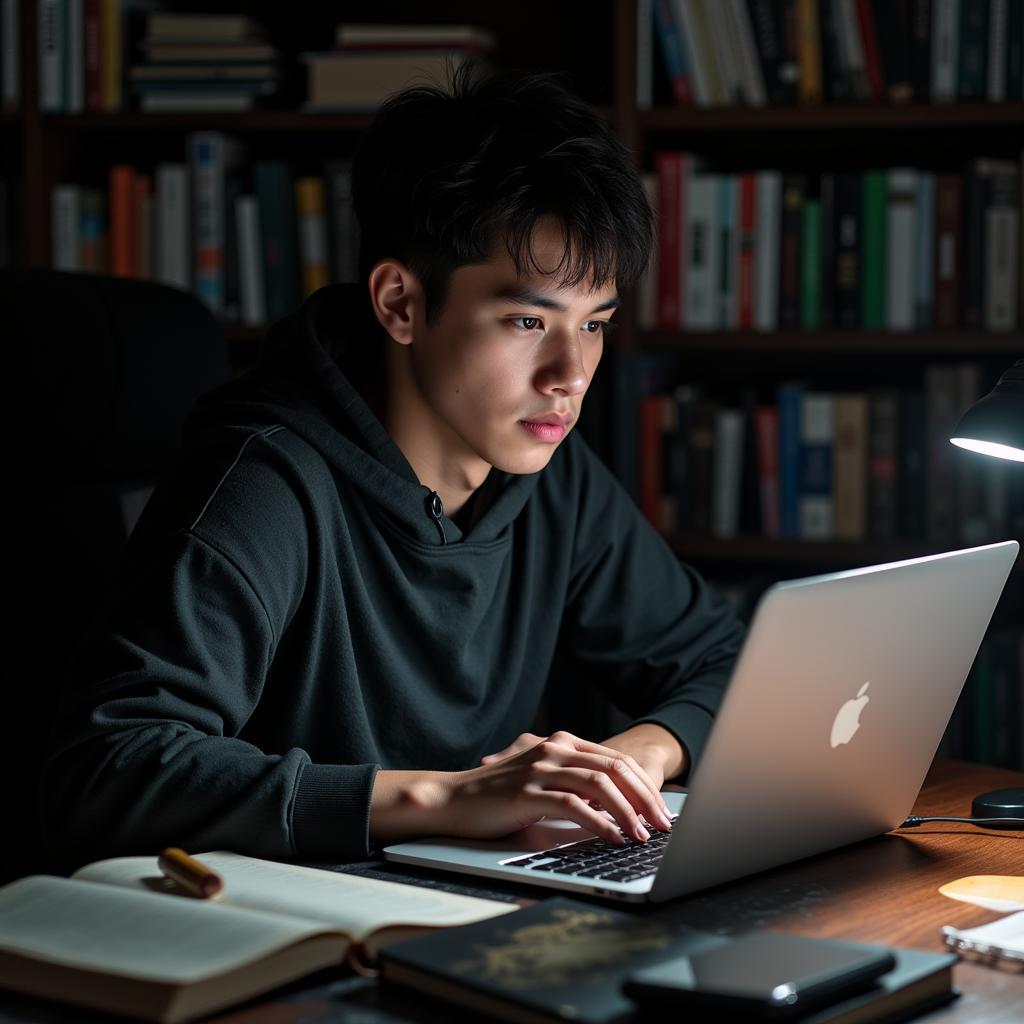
[0,851,518,1023]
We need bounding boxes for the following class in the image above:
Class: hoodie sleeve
[556,437,746,777]
[38,446,378,869]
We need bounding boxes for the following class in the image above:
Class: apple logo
[830,682,871,748]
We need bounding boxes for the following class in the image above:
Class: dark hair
[352,62,653,324]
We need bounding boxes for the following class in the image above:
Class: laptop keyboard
[502,817,676,883]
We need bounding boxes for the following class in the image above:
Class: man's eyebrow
[492,286,621,315]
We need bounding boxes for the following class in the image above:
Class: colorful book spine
[754,404,781,538]
[108,163,134,277]
[834,393,869,540]
[855,0,887,100]
[795,0,824,103]
[798,392,835,539]
[800,196,822,329]
[189,132,233,314]
[719,174,739,328]
[737,172,756,329]
[296,176,330,299]
[653,0,692,106]
[100,0,121,111]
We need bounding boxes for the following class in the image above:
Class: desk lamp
[951,357,1024,826]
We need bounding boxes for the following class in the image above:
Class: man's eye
[512,316,543,331]
[583,321,604,334]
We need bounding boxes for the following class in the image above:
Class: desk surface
[1,759,1021,1024]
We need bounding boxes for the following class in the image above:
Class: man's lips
[521,412,573,427]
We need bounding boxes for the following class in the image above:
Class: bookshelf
[2,0,1022,766]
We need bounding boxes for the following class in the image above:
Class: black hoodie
[40,284,745,866]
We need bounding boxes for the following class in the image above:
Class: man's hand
[369,730,673,847]
[598,722,688,792]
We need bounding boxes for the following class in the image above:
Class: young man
[40,67,744,868]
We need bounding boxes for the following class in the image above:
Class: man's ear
[367,259,423,347]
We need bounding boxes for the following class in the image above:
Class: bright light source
[950,437,1024,462]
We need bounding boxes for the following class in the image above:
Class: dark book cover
[925,364,959,545]
[856,0,888,101]
[253,159,300,324]
[933,173,962,329]
[961,159,988,329]
[778,382,803,538]
[379,897,724,1024]
[833,173,861,328]
[871,0,914,101]
[746,0,795,103]
[779,173,806,330]
[686,396,718,537]
[819,0,853,102]
[956,0,990,100]
[820,172,836,327]
[859,170,886,330]
[898,390,926,537]
[1008,0,1023,98]
[223,173,244,323]
[909,0,932,100]
[868,390,900,540]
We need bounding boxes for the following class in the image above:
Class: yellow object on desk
[938,876,1024,912]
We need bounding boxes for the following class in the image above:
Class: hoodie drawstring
[426,491,447,545]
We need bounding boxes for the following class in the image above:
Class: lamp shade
[950,358,1024,462]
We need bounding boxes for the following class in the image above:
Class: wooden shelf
[641,329,1024,354]
[40,110,378,132]
[641,101,1024,134]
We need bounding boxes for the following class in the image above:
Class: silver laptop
[384,541,1019,902]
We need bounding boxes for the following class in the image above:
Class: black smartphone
[623,932,896,1019]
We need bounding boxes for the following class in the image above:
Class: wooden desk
[1,760,1020,1024]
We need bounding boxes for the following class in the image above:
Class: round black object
[970,788,1024,829]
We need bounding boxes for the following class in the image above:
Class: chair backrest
[2,270,231,882]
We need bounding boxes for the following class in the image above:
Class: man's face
[406,222,619,478]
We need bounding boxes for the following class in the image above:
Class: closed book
[705,0,743,104]
[236,194,266,327]
[324,158,358,284]
[38,0,63,111]
[779,173,805,330]
[108,163,135,277]
[718,174,739,328]
[639,394,666,529]
[983,160,1019,331]
[909,0,932,100]
[872,0,914,101]
[898,390,926,537]
[914,172,935,328]
[637,0,654,109]
[798,392,835,540]
[381,897,725,1024]
[837,0,871,99]
[134,173,153,280]
[84,0,101,110]
[295,176,330,299]
[52,184,81,271]
[675,0,716,107]
[155,163,190,291]
[727,0,768,104]
[687,397,717,535]
[653,0,692,106]
[885,168,917,331]
[933,173,962,328]
[925,364,959,544]
[79,187,106,272]
[931,0,960,102]
[638,174,659,331]
[67,0,84,112]
[834,393,869,540]
[655,151,686,328]
[711,407,745,538]
[855,0,887,100]
[795,0,824,103]
[860,170,887,330]
[253,159,300,323]
[100,0,121,111]
[778,383,803,538]
[668,385,698,534]
[801,196,822,330]
[745,0,794,103]
[1007,0,1023,98]
[754,404,781,537]
[956,0,989,100]
[868,390,900,540]
[834,173,861,328]
[1,0,19,109]
[961,158,989,329]
[685,174,720,330]
[820,173,836,327]
[987,0,1008,100]
[737,171,757,328]
[820,0,854,102]
[753,170,782,331]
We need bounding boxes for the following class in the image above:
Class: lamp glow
[949,359,1024,461]
[950,438,1024,462]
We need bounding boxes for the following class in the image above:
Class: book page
[0,876,343,983]
[76,852,516,940]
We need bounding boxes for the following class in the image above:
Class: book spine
[669,385,696,534]
[837,0,871,99]
[860,170,887,330]
[100,0,121,111]
[753,170,781,331]
[868,389,900,539]
[324,159,357,284]
[931,0,960,101]
[961,159,988,329]
[637,0,654,109]
[705,0,742,104]
[719,174,739,328]
[653,0,692,106]
[925,363,959,544]
[933,173,962,328]
[1,0,19,109]
[675,0,716,106]
[820,0,854,102]
[914,171,935,328]
[1007,0,1023,98]
[296,176,330,299]
[779,173,805,330]
[798,392,835,540]
[910,0,933,100]
[108,163,134,277]
[52,183,81,270]
[39,0,63,112]
[737,171,756,329]
[728,0,768,104]
[253,159,300,323]
[685,174,720,330]
[872,0,915,101]
[134,172,152,279]
[987,0,1008,101]
[778,383,802,538]
[66,0,84,113]
[898,389,926,537]
[855,0,887,99]
[955,361,987,544]
[834,172,861,328]
[711,407,745,538]
[983,161,1019,331]
[754,404,781,537]
[885,168,917,331]
[236,194,266,326]
[190,132,225,314]
[639,394,664,528]
[79,186,105,271]
[223,173,242,320]
[687,398,717,535]
[800,196,822,329]
[745,0,792,103]
[795,0,824,103]
[956,0,989,100]
[84,0,100,111]
[656,393,681,535]
[834,393,869,540]
[656,151,683,328]
[155,163,189,291]
[820,172,835,326]
[638,174,659,331]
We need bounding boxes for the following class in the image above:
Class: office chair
[1,269,230,883]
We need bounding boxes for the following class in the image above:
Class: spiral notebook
[942,911,1024,966]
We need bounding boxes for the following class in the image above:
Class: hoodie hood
[186,283,541,545]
